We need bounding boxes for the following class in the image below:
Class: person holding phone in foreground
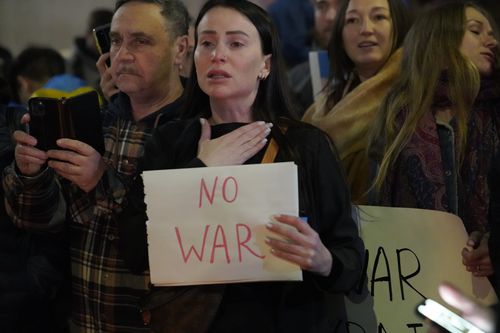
[118,1,364,332]
[426,282,496,333]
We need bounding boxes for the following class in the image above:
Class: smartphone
[64,91,105,155]
[28,98,61,151]
[93,23,111,66]
[27,91,105,155]
[417,299,486,333]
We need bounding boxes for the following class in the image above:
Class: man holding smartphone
[4,0,189,331]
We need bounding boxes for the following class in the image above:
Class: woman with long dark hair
[119,0,364,332]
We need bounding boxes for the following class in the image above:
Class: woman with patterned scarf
[368,1,500,285]
[302,0,412,204]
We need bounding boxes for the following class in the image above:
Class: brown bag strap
[261,138,279,164]
[261,125,287,164]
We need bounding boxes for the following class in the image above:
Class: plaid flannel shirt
[3,93,183,332]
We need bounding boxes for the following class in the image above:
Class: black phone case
[28,98,61,152]
[93,23,111,66]
[28,91,105,155]
[65,92,105,155]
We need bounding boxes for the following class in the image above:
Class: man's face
[109,2,180,98]
[314,0,340,49]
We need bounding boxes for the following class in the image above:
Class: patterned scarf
[380,74,500,232]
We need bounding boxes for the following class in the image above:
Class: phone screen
[417,299,486,333]
[93,23,111,66]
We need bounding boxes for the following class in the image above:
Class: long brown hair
[368,1,498,194]
[323,0,411,111]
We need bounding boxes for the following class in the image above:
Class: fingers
[462,238,489,263]
[240,137,268,162]
[15,143,47,165]
[425,318,444,333]
[439,283,495,333]
[462,245,494,276]
[462,247,481,263]
[438,283,474,317]
[265,214,332,275]
[47,140,99,174]
[266,238,314,268]
[14,129,48,172]
[272,214,313,236]
[13,129,37,147]
[467,231,483,248]
[53,138,94,156]
[96,53,110,75]
[231,121,272,143]
[225,121,272,160]
[197,121,273,166]
[97,54,119,101]
[439,282,479,316]
[265,221,313,268]
[469,261,494,276]
[21,113,31,125]
[48,159,81,177]
[266,215,310,245]
[48,147,106,193]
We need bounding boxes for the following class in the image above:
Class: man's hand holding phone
[14,113,49,176]
[47,139,106,193]
[96,54,119,101]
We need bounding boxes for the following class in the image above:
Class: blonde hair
[368,2,491,195]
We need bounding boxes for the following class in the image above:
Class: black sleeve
[302,129,365,292]
[488,153,500,291]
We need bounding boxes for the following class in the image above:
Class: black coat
[119,119,365,333]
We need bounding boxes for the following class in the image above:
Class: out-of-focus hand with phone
[421,282,495,333]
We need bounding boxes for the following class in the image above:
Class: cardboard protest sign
[344,206,497,332]
[144,162,302,286]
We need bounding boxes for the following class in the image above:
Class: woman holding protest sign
[118,0,364,332]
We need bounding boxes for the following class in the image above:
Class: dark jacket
[119,119,365,333]
[488,152,500,294]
